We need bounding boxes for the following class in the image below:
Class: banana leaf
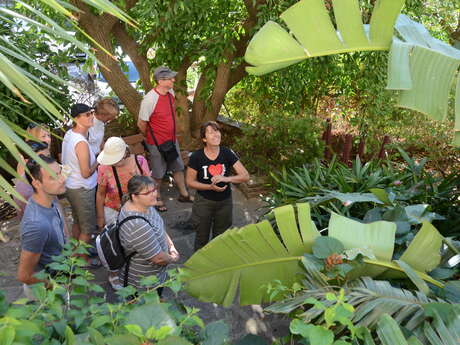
[245,0,405,75]
[386,15,460,146]
[181,204,319,306]
[181,204,443,306]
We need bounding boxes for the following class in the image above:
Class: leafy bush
[232,112,324,175]
[0,240,253,345]
[264,238,460,345]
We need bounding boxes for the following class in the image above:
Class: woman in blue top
[186,121,249,251]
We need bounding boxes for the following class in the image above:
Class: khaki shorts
[66,187,97,234]
[145,140,184,179]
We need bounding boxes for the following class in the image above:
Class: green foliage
[181,202,452,306]
[266,268,460,345]
[269,150,460,238]
[232,111,324,174]
[0,240,238,345]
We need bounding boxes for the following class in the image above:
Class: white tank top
[62,129,97,189]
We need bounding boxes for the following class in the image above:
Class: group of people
[15,66,249,298]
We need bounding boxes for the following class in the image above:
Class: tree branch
[112,22,153,91]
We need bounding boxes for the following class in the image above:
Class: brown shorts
[65,187,97,234]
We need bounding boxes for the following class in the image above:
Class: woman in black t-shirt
[186,121,249,251]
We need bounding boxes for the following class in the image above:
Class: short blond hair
[27,124,49,141]
[95,98,119,116]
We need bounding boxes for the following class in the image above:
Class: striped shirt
[117,206,168,289]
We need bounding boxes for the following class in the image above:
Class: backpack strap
[167,93,176,142]
[134,154,143,175]
[117,215,152,287]
[112,165,123,204]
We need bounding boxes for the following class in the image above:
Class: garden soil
[0,181,289,341]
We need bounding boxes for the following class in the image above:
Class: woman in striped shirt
[118,175,179,294]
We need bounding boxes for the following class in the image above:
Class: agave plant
[181,203,447,306]
[244,0,405,75]
[0,0,134,206]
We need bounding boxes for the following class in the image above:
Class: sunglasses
[27,140,48,152]
[136,186,157,196]
[27,123,39,130]
[81,110,95,117]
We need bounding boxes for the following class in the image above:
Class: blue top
[20,197,65,270]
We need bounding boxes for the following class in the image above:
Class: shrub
[232,112,324,175]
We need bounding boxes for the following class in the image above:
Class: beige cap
[97,137,128,166]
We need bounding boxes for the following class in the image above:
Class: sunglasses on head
[27,123,38,130]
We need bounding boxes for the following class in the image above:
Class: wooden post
[342,134,353,165]
[358,137,366,160]
[378,135,390,159]
[323,118,332,160]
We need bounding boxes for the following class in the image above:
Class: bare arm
[96,182,107,229]
[75,141,98,178]
[137,119,148,136]
[166,234,179,261]
[186,167,227,192]
[148,251,177,266]
[17,250,43,285]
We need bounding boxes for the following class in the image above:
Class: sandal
[108,274,123,290]
[155,200,168,212]
[178,194,194,203]
[82,257,102,269]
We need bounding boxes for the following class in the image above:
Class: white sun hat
[97,137,128,166]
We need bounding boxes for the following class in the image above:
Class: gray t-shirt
[20,197,65,270]
[118,206,168,289]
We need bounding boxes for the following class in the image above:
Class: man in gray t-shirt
[17,155,67,289]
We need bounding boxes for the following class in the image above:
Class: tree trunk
[74,1,143,122]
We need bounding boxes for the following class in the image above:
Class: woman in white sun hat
[96,137,151,229]
[96,137,151,289]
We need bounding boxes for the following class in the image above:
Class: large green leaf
[181,204,315,306]
[245,0,405,75]
[328,212,396,277]
[182,204,443,306]
[386,15,460,146]
[399,222,442,272]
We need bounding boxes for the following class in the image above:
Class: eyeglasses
[136,187,157,196]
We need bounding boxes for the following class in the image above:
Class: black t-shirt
[188,146,239,201]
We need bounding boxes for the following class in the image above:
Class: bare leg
[71,223,80,239]
[154,178,163,201]
[154,177,167,211]
[172,170,189,197]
